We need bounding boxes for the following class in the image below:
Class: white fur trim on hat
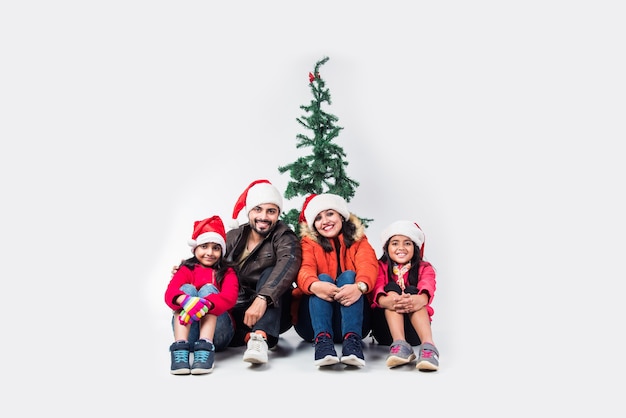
[188,215,228,255]
[303,193,350,229]
[231,180,283,227]
[245,183,283,214]
[381,220,425,251]
[188,232,227,255]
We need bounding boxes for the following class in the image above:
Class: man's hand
[171,259,184,276]
[243,296,268,328]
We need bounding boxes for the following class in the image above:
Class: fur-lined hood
[298,213,367,243]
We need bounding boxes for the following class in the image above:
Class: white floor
[195,326,431,375]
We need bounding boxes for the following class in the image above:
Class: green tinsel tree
[278,56,372,234]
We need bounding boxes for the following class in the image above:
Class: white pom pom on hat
[380,220,425,257]
[230,179,283,228]
[299,193,350,229]
[188,215,228,255]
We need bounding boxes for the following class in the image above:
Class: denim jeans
[294,271,371,343]
[171,283,235,352]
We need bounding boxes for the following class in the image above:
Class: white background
[2,1,624,415]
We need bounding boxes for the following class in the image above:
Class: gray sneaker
[416,342,439,371]
[386,340,416,368]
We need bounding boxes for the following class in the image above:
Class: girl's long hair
[379,239,422,287]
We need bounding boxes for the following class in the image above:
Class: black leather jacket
[225,221,302,308]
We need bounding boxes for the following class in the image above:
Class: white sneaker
[243,332,269,364]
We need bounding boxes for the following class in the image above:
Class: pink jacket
[164,265,239,316]
[371,260,436,320]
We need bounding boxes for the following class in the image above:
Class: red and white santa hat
[299,193,351,229]
[188,215,227,255]
[380,220,425,257]
[231,179,283,227]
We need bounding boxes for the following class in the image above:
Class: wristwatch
[356,282,368,294]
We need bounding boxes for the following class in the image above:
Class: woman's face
[386,234,415,264]
[313,209,343,239]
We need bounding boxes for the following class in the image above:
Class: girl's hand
[393,293,413,313]
[397,293,428,313]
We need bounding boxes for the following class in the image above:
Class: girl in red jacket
[293,194,378,368]
[164,215,239,375]
[370,220,439,371]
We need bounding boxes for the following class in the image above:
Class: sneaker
[340,333,365,367]
[313,332,339,367]
[169,341,191,375]
[191,339,215,374]
[243,332,269,364]
[416,342,439,371]
[386,340,416,368]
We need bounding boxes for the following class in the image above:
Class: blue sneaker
[341,333,365,367]
[314,332,339,367]
[416,342,439,371]
[191,339,215,374]
[169,341,191,375]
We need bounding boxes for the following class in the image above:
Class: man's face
[247,203,280,236]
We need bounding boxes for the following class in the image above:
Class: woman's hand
[334,283,361,307]
[310,281,339,302]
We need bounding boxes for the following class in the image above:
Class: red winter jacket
[164,264,239,316]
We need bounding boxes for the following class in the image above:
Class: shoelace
[249,336,264,351]
[194,350,210,362]
[421,349,433,359]
[173,350,189,363]
[343,336,361,353]
[315,337,333,349]
[315,333,332,345]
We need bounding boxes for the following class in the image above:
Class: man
[222,179,302,364]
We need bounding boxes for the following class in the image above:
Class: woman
[293,193,378,368]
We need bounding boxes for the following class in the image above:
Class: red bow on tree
[309,72,315,83]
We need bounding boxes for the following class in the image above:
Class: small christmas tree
[278,56,372,234]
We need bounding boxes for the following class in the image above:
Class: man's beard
[251,219,275,237]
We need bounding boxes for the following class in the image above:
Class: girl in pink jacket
[370,220,440,371]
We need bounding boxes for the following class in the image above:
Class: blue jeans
[294,271,371,343]
[171,283,235,352]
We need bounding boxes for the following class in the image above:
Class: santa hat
[231,179,283,227]
[188,215,227,255]
[380,220,425,258]
[299,193,350,229]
